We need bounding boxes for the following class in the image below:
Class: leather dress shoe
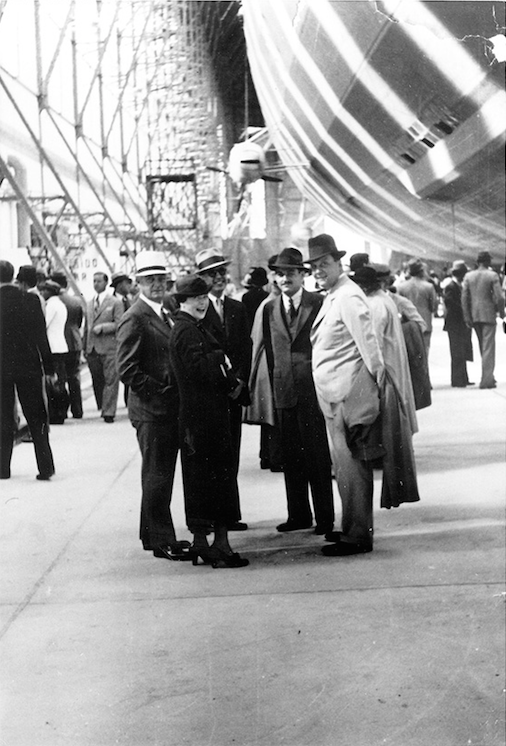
[314,525,333,535]
[36,472,54,481]
[153,543,192,561]
[322,541,372,556]
[324,530,345,542]
[228,521,248,531]
[276,520,312,532]
[103,416,115,423]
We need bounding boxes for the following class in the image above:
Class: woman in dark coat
[169,275,249,568]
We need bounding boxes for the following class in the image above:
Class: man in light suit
[262,248,334,534]
[51,272,85,418]
[309,235,384,556]
[195,249,252,531]
[116,251,189,561]
[461,250,504,389]
[84,271,124,422]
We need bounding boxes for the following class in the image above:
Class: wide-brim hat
[307,234,346,262]
[111,272,131,286]
[173,274,209,299]
[195,249,231,273]
[272,247,307,270]
[135,251,168,277]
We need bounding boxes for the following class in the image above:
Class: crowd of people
[0,240,504,568]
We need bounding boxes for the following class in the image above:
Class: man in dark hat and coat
[397,258,438,354]
[241,266,269,331]
[261,248,334,534]
[443,261,474,388]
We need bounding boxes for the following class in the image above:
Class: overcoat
[169,311,241,528]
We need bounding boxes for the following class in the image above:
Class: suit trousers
[277,400,334,528]
[133,420,179,549]
[320,398,374,545]
[447,331,470,387]
[473,322,496,388]
[64,351,83,417]
[0,374,54,479]
[86,349,119,417]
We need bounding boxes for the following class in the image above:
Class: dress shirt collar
[282,287,303,312]
[139,293,163,316]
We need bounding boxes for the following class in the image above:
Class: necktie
[289,298,297,322]
[94,295,100,314]
[216,297,223,322]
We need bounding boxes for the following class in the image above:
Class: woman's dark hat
[272,247,306,270]
[173,274,209,299]
[348,253,370,273]
[307,234,346,262]
[16,265,37,287]
[243,267,268,288]
[353,265,378,287]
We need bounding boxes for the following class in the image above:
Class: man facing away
[0,260,56,480]
[461,250,504,389]
[84,271,123,423]
[195,249,252,531]
[397,258,438,354]
[262,248,334,535]
[308,235,384,556]
[116,251,189,561]
[443,261,474,388]
[51,271,85,419]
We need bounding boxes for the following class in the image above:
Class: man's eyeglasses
[203,267,227,278]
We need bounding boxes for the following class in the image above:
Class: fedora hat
[370,262,391,278]
[477,251,491,265]
[173,274,209,299]
[16,265,37,287]
[41,279,62,295]
[272,247,307,271]
[242,267,268,288]
[348,253,370,273]
[451,260,468,275]
[407,258,424,276]
[195,249,230,273]
[307,234,346,262]
[135,251,168,277]
[110,271,131,287]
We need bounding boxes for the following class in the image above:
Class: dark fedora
[243,266,268,288]
[348,253,370,273]
[407,258,424,277]
[173,274,209,299]
[110,272,131,287]
[195,249,231,273]
[307,234,346,262]
[272,247,306,270]
[477,251,491,265]
[16,265,37,287]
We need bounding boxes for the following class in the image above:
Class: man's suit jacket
[397,276,438,332]
[202,295,252,395]
[263,290,323,409]
[84,294,123,356]
[443,280,467,334]
[116,298,178,421]
[0,285,54,378]
[60,292,84,351]
[461,267,504,325]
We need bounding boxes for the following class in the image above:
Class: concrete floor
[0,318,505,746]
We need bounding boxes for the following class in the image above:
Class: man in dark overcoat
[262,248,334,534]
[0,260,56,480]
[443,260,473,387]
[116,251,188,561]
[195,249,252,531]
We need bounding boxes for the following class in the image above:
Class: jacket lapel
[292,290,312,340]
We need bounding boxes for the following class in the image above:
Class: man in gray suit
[461,250,504,389]
[116,251,189,561]
[84,271,123,422]
[262,248,334,534]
